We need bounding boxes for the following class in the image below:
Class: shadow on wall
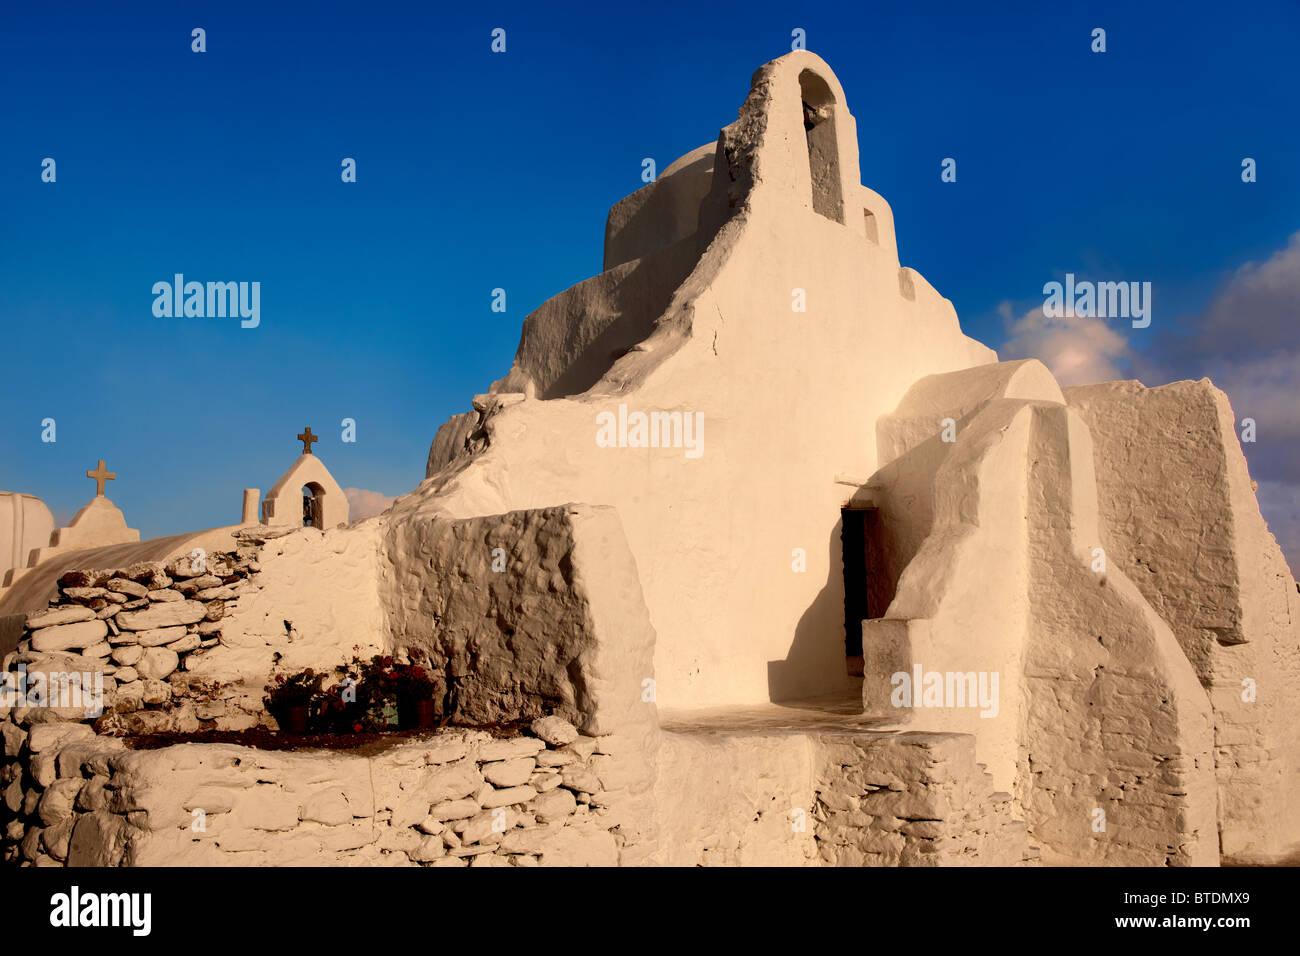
[602,147,714,272]
[528,237,703,400]
[766,518,854,706]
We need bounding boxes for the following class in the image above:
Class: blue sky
[2,0,1298,562]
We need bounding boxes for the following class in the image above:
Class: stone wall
[2,546,266,736]
[1065,380,1300,861]
[1,520,661,868]
[652,723,1034,866]
[381,504,661,862]
[654,730,821,865]
[1018,404,1218,865]
[381,504,657,739]
[813,732,1033,866]
[1,716,632,866]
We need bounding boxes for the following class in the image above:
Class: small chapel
[0,429,349,652]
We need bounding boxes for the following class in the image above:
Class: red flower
[352,722,363,733]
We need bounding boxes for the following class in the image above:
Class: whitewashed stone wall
[1,520,662,868]
[813,732,1033,866]
[1,526,1041,868]
[381,504,662,864]
[2,718,631,867]
[1,547,267,735]
[1066,380,1300,861]
[652,726,1034,866]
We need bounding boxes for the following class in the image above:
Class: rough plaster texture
[3,714,1032,867]
[863,365,1223,864]
[603,143,715,272]
[653,729,820,865]
[381,506,656,736]
[193,524,386,685]
[865,396,1038,791]
[408,51,995,713]
[4,52,1298,868]
[862,362,1066,785]
[1,725,639,867]
[1066,380,1300,862]
[814,733,1032,866]
[1017,404,1217,865]
[380,504,660,859]
[651,726,1032,866]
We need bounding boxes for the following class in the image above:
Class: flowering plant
[262,669,324,709]
[354,655,440,702]
[261,652,444,734]
[394,663,439,701]
[314,672,377,733]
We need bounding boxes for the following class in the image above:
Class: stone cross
[87,460,116,497]
[298,427,318,455]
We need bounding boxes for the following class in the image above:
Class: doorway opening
[842,506,886,675]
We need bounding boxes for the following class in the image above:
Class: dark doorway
[842,507,885,674]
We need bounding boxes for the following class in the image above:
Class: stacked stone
[812,731,1038,867]
[1,716,630,867]
[404,716,621,867]
[2,548,262,736]
[1,721,128,866]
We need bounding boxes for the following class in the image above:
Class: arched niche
[799,69,844,223]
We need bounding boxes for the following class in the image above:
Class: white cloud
[997,301,1131,386]
[1195,231,1300,360]
[344,487,396,522]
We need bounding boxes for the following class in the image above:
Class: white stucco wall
[396,52,995,712]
